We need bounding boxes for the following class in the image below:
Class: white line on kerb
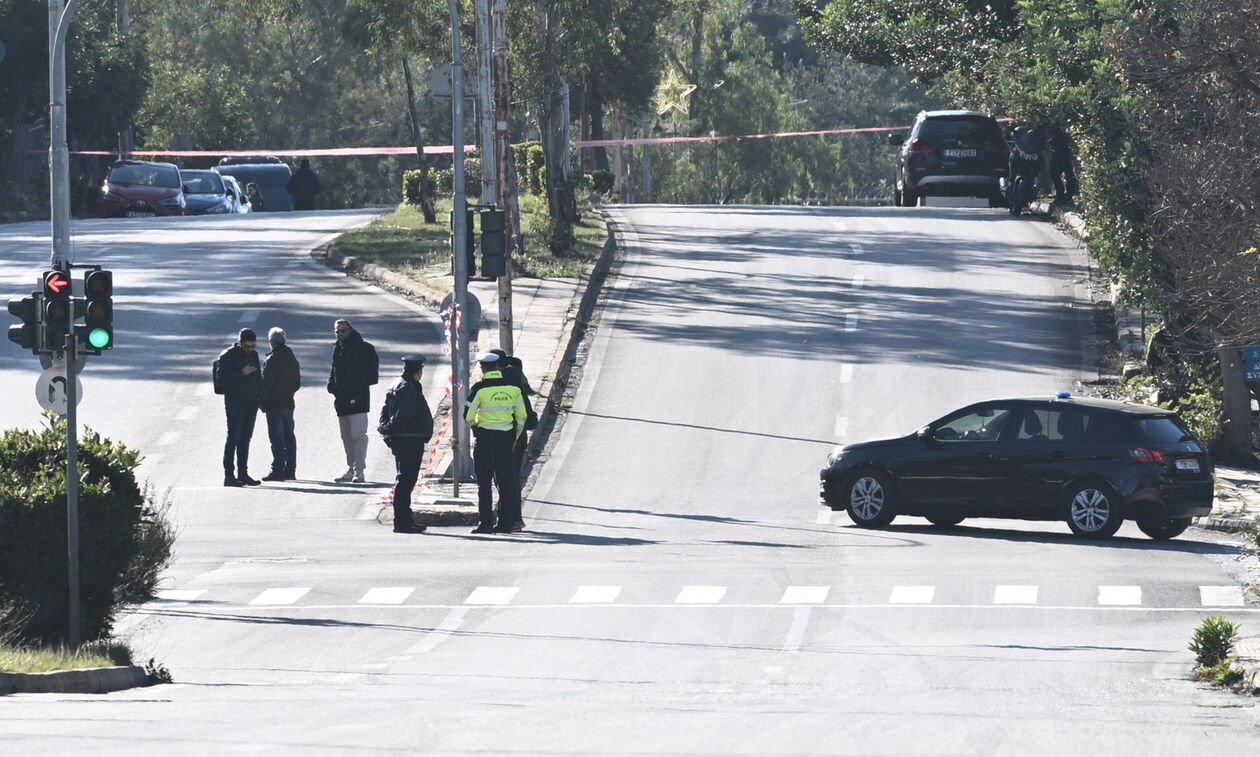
[845,314,858,332]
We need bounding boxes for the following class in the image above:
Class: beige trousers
[338,413,369,474]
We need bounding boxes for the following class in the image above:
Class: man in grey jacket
[261,327,301,481]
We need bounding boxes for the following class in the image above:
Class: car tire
[903,187,918,208]
[1136,516,1191,541]
[1064,481,1124,538]
[845,470,898,528]
[926,515,965,528]
[893,186,903,206]
[988,191,1007,208]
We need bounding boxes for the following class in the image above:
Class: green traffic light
[87,327,111,349]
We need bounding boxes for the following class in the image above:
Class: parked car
[214,157,293,211]
[97,160,186,218]
[219,174,251,213]
[887,110,1009,207]
[818,393,1213,540]
[180,169,241,215]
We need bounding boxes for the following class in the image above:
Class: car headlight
[160,196,185,207]
[101,188,123,202]
[207,202,230,214]
[827,449,846,467]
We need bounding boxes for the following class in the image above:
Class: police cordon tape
[70,122,944,158]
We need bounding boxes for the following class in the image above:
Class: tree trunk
[588,84,610,172]
[402,57,437,223]
[540,85,578,226]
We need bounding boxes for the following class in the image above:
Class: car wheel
[893,186,903,206]
[1064,482,1124,538]
[845,470,898,528]
[987,192,1007,208]
[926,515,965,528]
[1136,516,1191,541]
[903,187,918,207]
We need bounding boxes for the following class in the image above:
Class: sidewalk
[316,212,619,526]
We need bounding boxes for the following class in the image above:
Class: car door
[1003,404,1096,518]
[895,403,1016,511]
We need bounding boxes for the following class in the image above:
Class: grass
[335,193,606,284]
[0,640,132,673]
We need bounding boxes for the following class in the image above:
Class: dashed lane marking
[839,364,853,383]
[359,587,415,605]
[238,311,260,324]
[464,586,520,605]
[889,586,935,604]
[1200,586,1245,607]
[851,273,865,290]
[780,586,830,604]
[406,607,469,655]
[845,313,858,332]
[782,606,813,652]
[248,588,311,606]
[850,243,864,255]
[570,586,622,604]
[833,416,848,438]
[1098,586,1142,606]
[153,589,206,603]
[994,585,1039,604]
[675,586,727,604]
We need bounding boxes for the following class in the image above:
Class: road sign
[1243,346,1260,384]
[36,364,83,416]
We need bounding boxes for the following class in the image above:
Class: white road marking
[831,221,847,232]
[782,606,813,652]
[156,430,180,447]
[851,273,865,290]
[780,586,830,604]
[675,586,727,604]
[849,243,864,255]
[570,585,622,604]
[839,363,853,383]
[153,589,206,603]
[464,586,520,605]
[815,510,833,525]
[1200,586,1245,607]
[238,311,260,324]
[356,498,384,521]
[844,313,858,332]
[993,585,1039,604]
[889,586,935,604]
[1098,586,1142,606]
[249,587,310,606]
[833,416,848,438]
[176,406,198,422]
[406,607,469,654]
[358,587,415,605]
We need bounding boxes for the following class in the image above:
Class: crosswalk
[148,583,1251,610]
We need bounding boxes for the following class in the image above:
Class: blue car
[180,169,242,215]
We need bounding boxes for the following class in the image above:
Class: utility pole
[475,0,496,206]
[116,0,133,157]
[447,0,471,495]
[49,0,78,269]
[491,0,514,355]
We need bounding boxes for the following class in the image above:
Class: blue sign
[1243,346,1260,384]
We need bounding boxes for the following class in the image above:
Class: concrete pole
[491,0,513,355]
[448,0,472,494]
[475,0,496,205]
[49,0,79,268]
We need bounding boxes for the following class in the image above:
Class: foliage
[515,142,546,196]
[1113,368,1223,450]
[1197,658,1246,687]
[116,485,175,606]
[403,169,424,205]
[0,641,129,673]
[1189,616,1240,669]
[588,170,615,195]
[0,415,172,645]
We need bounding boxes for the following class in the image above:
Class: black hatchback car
[887,110,1009,207]
[819,394,1213,540]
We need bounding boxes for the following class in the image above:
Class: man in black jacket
[217,328,262,487]
[287,159,321,210]
[378,356,434,534]
[261,326,301,481]
[328,319,378,483]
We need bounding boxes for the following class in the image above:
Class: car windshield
[108,164,181,188]
[934,406,1013,442]
[1137,417,1195,444]
[182,173,225,194]
[917,117,1004,144]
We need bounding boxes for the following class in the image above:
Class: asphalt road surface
[1,206,1257,755]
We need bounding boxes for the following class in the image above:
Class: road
[1,206,1257,755]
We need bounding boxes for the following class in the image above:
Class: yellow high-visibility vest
[465,370,527,438]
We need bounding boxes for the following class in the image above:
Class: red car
[97,160,186,218]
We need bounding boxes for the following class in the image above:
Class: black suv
[819,394,1213,540]
[888,110,1008,207]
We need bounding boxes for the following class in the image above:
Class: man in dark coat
[328,319,378,482]
[287,158,321,211]
[217,328,262,487]
[261,326,301,481]
[379,356,434,534]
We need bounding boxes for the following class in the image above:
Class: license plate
[1175,458,1201,472]
[126,211,156,218]
[943,149,977,158]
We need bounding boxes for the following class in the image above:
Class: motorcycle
[1006,127,1045,216]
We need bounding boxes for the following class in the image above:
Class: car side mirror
[916,425,933,443]
[182,184,191,193]
[887,133,905,147]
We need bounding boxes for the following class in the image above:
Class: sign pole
[63,333,80,647]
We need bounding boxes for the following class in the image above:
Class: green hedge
[0,416,171,645]
[402,169,424,205]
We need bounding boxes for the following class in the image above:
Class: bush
[1189,616,1240,668]
[0,415,174,645]
[513,142,545,196]
[588,170,615,195]
[1198,658,1246,687]
[402,169,424,205]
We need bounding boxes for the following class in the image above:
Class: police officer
[378,356,433,534]
[466,352,527,534]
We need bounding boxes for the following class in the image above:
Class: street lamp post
[447,0,471,495]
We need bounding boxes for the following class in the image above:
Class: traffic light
[7,294,41,352]
[78,269,113,352]
[450,209,475,275]
[42,270,72,350]
[479,209,506,278]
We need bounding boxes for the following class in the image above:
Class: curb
[313,241,450,311]
[0,665,148,695]
[1198,513,1258,533]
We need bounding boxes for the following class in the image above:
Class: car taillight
[1129,447,1168,463]
[908,139,934,154]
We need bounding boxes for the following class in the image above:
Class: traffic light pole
[63,333,80,648]
[49,0,80,268]
[448,0,471,497]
